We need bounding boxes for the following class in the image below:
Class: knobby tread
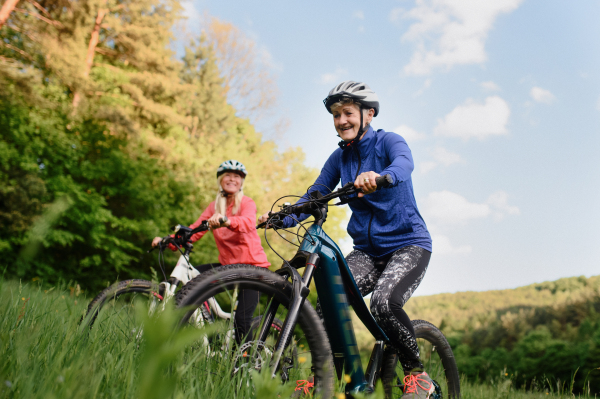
[174,263,335,397]
[413,319,461,398]
[381,319,461,399]
[175,263,283,307]
[83,279,157,327]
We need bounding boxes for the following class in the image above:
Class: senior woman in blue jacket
[259,81,434,398]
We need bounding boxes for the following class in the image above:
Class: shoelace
[403,373,432,394]
[295,379,314,395]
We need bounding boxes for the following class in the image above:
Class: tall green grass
[0,278,596,398]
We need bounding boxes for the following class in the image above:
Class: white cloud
[434,96,510,140]
[181,1,201,21]
[414,78,433,96]
[422,190,519,225]
[432,147,463,166]
[423,191,490,224]
[487,191,520,221]
[399,0,524,75]
[530,87,556,104]
[480,81,501,91]
[257,45,284,73]
[432,234,472,254]
[320,68,348,85]
[353,10,365,20]
[395,124,427,142]
[420,147,464,173]
[389,7,404,22]
[420,161,438,174]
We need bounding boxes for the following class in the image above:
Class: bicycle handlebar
[147,217,227,253]
[256,174,393,229]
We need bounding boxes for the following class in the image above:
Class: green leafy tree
[1,0,347,292]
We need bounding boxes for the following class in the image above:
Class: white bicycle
[82,220,287,357]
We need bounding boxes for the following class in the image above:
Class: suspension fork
[267,253,320,378]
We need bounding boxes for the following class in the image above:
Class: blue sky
[181,0,600,296]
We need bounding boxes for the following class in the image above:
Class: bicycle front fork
[259,253,319,379]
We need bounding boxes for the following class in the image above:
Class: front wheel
[381,319,460,399]
[175,264,334,398]
[81,279,161,330]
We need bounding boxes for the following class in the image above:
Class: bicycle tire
[175,264,334,398]
[82,279,159,328]
[381,319,460,399]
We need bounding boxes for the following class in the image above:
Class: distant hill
[404,275,600,334]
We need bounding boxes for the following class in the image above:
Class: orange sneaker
[402,371,435,398]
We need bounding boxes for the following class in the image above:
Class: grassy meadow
[1,277,597,398]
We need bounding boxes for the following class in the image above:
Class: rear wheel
[82,279,161,332]
[381,319,460,399]
[176,264,334,398]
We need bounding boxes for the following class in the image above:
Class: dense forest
[0,0,346,292]
[404,275,600,393]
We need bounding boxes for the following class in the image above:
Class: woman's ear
[365,108,375,125]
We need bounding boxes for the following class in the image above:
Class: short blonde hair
[330,98,361,113]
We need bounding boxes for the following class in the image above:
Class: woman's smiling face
[220,172,243,195]
[332,103,363,141]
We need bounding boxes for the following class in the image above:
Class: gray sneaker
[402,371,435,398]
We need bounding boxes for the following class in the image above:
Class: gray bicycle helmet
[216,160,247,178]
[323,80,380,117]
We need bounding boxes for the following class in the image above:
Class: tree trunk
[72,7,106,109]
[0,0,20,29]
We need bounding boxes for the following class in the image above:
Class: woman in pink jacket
[152,160,269,343]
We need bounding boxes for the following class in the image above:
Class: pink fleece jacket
[183,196,270,268]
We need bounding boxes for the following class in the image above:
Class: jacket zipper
[367,211,375,251]
[353,145,375,252]
[353,145,361,180]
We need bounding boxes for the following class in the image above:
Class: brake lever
[256,212,287,230]
[148,235,172,253]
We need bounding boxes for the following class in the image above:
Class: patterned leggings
[348,245,431,371]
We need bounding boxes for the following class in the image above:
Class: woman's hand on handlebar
[208,213,230,229]
[258,211,270,226]
[355,171,381,198]
[151,236,163,247]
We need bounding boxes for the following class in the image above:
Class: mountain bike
[82,220,286,350]
[175,176,460,398]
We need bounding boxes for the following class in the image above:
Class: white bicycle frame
[157,253,239,353]
[159,253,236,318]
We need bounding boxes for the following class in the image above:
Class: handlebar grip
[256,221,267,229]
[375,174,393,189]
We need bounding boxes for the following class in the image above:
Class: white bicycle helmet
[216,160,247,178]
[323,81,380,117]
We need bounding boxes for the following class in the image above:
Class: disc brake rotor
[231,341,272,376]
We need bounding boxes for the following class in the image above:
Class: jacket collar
[348,126,375,158]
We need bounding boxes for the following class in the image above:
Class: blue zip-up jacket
[285,126,432,256]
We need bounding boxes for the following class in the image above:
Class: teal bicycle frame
[256,180,395,396]
[300,223,389,394]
